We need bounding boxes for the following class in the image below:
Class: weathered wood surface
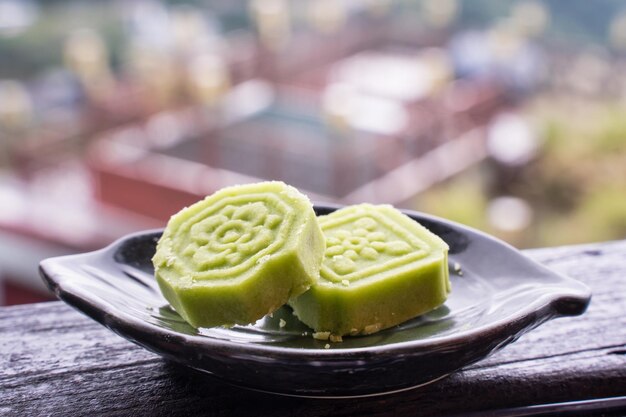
[1,241,626,417]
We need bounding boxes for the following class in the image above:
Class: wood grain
[1,241,625,416]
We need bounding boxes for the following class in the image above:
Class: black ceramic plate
[39,205,591,398]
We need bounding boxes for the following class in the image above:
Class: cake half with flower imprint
[289,204,450,337]
[153,181,325,328]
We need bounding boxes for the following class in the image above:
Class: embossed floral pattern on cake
[183,202,283,269]
[321,210,429,283]
[159,194,296,280]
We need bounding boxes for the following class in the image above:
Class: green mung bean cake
[152,181,325,328]
[289,204,450,337]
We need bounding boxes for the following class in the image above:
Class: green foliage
[416,96,626,248]
[414,168,489,231]
[0,3,125,78]
[592,107,626,153]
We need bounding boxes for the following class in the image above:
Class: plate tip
[38,258,60,295]
[38,254,81,296]
[552,283,592,317]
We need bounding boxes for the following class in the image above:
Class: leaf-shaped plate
[39,205,591,398]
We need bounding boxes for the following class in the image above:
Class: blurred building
[1,0,626,305]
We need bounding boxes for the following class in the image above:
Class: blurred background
[1,0,626,306]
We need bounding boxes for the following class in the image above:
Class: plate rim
[39,205,591,361]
